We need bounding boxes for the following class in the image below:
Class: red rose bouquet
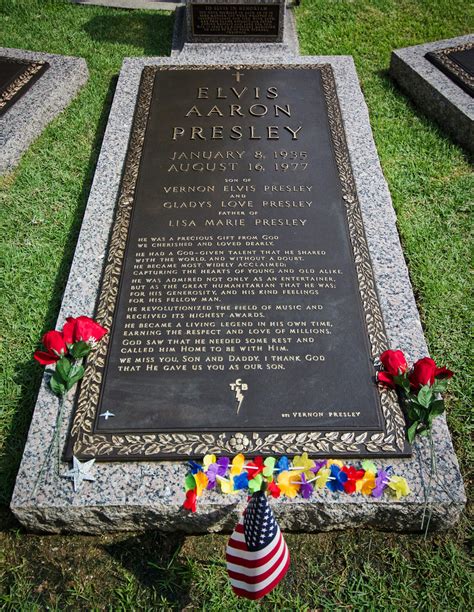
[377,349,453,442]
[34,316,107,396]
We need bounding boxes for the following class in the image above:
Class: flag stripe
[226,536,285,577]
[230,546,290,599]
[226,527,282,563]
[227,539,288,584]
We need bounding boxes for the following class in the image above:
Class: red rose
[377,371,396,388]
[409,357,437,389]
[377,349,408,388]
[183,489,197,512]
[434,365,454,380]
[380,350,408,376]
[63,316,107,345]
[34,330,68,365]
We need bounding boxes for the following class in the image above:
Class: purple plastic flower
[206,463,220,489]
[372,469,390,498]
[326,464,348,493]
[299,473,313,499]
[276,456,290,473]
[233,472,249,490]
[216,456,230,474]
[311,460,327,475]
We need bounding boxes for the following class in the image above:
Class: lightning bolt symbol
[236,388,244,414]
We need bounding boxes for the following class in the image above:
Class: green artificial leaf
[55,357,71,382]
[407,421,419,443]
[50,372,66,396]
[430,399,445,416]
[184,474,196,491]
[417,385,433,408]
[70,341,91,359]
[406,401,422,421]
[65,365,85,391]
[393,374,410,393]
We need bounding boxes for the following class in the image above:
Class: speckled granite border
[390,34,474,154]
[0,48,88,174]
[11,55,465,534]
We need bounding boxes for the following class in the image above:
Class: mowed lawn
[0,0,472,609]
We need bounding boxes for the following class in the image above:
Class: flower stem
[32,393,66,496]
[421,430,436,537]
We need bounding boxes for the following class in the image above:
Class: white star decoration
[63,456,96,492]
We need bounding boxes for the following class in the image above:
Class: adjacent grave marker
[0,57,49,116]
[425,41,474,98]
[0,48,88,173]
[69,64,408,461]
[390,34,474,153]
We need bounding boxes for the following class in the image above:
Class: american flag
[226,491,290,600]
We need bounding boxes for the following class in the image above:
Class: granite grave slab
[0,48,88,174]
[390,34,474,154]
[11,54,465,533]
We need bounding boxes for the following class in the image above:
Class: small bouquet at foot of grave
[182,453,410,512]
[377,350,454,442]
[34,316,107,396]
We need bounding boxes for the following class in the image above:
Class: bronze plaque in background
[69,65,410,461]
[426,42,474,98]
[192,4,280,39]
[0,57,49,116]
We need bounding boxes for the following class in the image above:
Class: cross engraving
[232,70,245,83]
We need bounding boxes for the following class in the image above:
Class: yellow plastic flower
[217,476,236,494]
[388,476,411,499]
[356,471,376,495]
[203,454,216,468]
[277,470,300,498]
[315,467,331,489]
[292,452,315,479]
[194,471,209,497]
[230,453,245,476]
[326,459,343,468]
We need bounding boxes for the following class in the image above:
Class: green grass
[0,0,472,609]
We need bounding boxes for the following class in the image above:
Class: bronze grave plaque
[69,65,409,460]
[0,56,49,116]
[426,42,474,98]
[191,3,281,40]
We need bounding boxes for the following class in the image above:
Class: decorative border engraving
[426,42,474,95]
[70,64,408,459]
[0,57,48,114]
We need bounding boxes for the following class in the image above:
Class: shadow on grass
[377,68,473,164]
[83,12,174,57]
[105,531,192,605]
[0,77,119,529]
